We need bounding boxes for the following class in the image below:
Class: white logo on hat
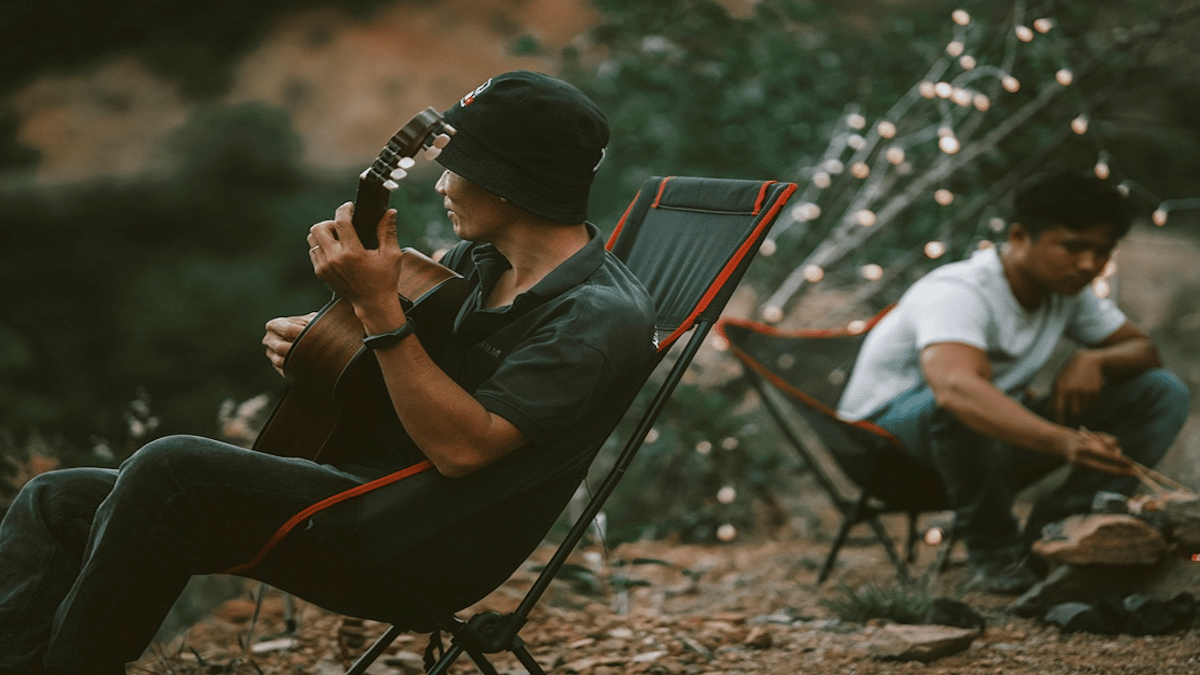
[460,79,493,107]
[593,147,607,172]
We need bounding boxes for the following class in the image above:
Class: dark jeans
[0,435,412,674]
[870,369,1190,565]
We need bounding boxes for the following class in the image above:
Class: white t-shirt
[837,247,1127,421]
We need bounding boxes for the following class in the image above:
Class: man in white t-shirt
[838,170,1189,594]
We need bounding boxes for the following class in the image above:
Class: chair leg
[465,649,502,675]
[905,512,919,563]
[865,514,909,582]
[818,492,870,583]
[425,642,467,675]
[513,644,548,675]
[344,624,403,675]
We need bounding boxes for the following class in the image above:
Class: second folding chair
[716,311,949,583]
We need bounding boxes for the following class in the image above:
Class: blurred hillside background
[2,0,1199,542]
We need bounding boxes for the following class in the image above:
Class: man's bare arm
[1051,321,1161,422]
[920,342,1132,475]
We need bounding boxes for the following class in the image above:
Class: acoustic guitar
[253,108,469,464]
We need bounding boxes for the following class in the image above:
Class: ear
[1008,221,1029,245]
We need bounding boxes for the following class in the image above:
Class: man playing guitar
[0,71,656,674]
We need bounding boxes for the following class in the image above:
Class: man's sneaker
[966,558,1041,595]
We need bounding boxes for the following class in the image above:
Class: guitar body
[254,249,467,464]
[253,108,463,464]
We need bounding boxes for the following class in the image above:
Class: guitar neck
[352,177,390,250]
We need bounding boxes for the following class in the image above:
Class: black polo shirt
[437,222,656,456]
[314,224,655,566]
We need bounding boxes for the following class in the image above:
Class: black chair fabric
[717,312,947,582]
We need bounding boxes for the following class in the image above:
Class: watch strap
[362,318,417,350]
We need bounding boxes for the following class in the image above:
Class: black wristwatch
[362,318,417,350]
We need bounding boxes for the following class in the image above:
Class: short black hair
[1012,170,1133,239]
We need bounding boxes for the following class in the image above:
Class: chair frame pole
[514,321,712,620]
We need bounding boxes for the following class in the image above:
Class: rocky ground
[131,511,1200,675]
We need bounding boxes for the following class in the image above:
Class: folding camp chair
[324,175,797,674]
[716,311,949,583]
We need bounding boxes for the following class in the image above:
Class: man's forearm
[932,372,1073,457]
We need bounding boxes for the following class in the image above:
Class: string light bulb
[919,81,937,98]
[813,171,832,188]
[946,41,965,57]
[886,147,906,164]
[716,524,737,542]
[1033,17,1054,33]
[990,217,1007,232]
[855,210,877,227]
[952,9,971,25]
[848,319,868,334]
[934,189,954,205]
[1056,69,1074,86]
[861,263,884,280]
[878,120,897,138]
[1071,115,1089,134]
[791,202,821,221]
[847,133,867,150]
[1002,75,1021,93]
[824,159,845,174]
[974,94,991,111]
[924,241,947,258]
[939,134,961,154]
[1015,25,1034,42]
[759,239,777,256]
[959,55,977,70]
[803,264,825,282]
[1152,208,1168,226]
[1093,160,1110,180]
[762,305,784,323]
[851,162,870,179]
[847,113,867,129]
[717,486,737,504]
[935,81,953,98]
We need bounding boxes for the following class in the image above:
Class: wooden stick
[1132,460,1195,495]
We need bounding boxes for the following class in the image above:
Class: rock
[1043,602,1118,634]
[922,598,985,631]
[1012,564,1135,618]
[743,625,773,648]
[1033,514,1169,565]
[866,624,978,662]
[1164,499,1200,552]
[1119,592,1196,636]
[1131,551,1200,598]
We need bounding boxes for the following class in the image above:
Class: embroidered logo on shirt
[477,340,502,358]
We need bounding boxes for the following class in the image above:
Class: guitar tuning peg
[423,146,443,160]
[383,179,400,190]
[432,133,451,149]
[398,157,416,170]
[389,168,408,181]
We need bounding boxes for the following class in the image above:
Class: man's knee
[7,467,115,526]
[119,435,215,480]
[1139,368,1190,426]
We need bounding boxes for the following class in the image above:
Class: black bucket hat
[436,71,609,224]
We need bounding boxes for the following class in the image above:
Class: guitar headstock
[353,107,456,248]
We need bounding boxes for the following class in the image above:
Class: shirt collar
[468,222,606,307]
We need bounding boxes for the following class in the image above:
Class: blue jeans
[869,369,1190,565]
[0,435,413,674]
